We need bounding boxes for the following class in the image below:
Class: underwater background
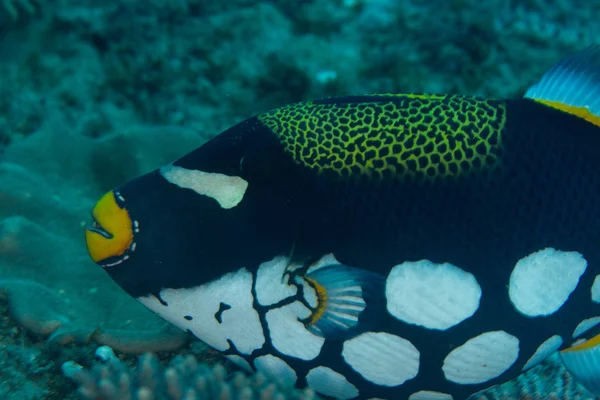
[0,0,598,398]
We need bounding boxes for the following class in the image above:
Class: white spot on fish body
[592,275,600,303]
[408,391,454,400]
[160,164,249,209]
[342,331,419,386]
[298,277,318,308]
[254,355,297,386]
[265,302,325,360]
[385,260,481,330]
[255,256,297,306]
[442,330,519,384]
[509,248,587,317]
[522,335,563,370]
[138,268,264,355]
[573,317,600,339]
[306,366,359,400]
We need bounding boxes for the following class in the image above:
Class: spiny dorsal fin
[525,45,600,127]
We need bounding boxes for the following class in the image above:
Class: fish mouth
[85,190,134,266]
[86,217,113,239]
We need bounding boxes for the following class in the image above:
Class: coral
[288,0,600,97]
[0,121,206,354]
[62,347,596,400]
[0,337,53,399]
[63,346,321,400]
[471,354,594,400]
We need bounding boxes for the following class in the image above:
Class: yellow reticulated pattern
[257,93,506,180]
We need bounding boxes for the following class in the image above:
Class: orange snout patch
[85,191,133,264]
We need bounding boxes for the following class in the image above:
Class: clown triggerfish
[85,46,600,399]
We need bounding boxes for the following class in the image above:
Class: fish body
[85,47,600,399]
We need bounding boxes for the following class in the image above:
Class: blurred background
[0,1,597,398]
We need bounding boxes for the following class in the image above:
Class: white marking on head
[592,275,600,303]
[342,331,419,386]
[265,302,325,360]
[253,354,297,386]
[385,260,481,330]
[138,268,264,354]
[306,366,359,400]
[226,355,252,372]
[160,164,249,209]
[408,391,454,400]
[442,330,519,384]
[508,248,587,317]
[255,256,297,306]
[573,317,600,338]
[522,335,562,370]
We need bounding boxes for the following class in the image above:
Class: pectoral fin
[560,334,600,396]
[296,262,386,340]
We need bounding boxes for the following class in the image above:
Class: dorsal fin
[525,45,600,127]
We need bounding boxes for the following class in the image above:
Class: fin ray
[525,45,600,126]
[560,333,600,396]
[301,263,385,340]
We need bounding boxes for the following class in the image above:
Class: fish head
[84,119,298,298]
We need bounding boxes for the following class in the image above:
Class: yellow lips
[85,190,133,264]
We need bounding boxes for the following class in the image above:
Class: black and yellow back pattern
[258,94,505,180]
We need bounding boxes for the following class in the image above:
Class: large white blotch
[306,366,359,400]
[522,335,562,370]
[408,391,453,400]
[342,332,419,387]
[254,355,297,387]
[574,317,600,339]
[509,248,587,317]
[160,164,248,209]
[255,256,297,306]
[385,260,481,330]
[265,302,325,360]
[592,275,600,303]
[442,331,519,384]
[138,268,264,355]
